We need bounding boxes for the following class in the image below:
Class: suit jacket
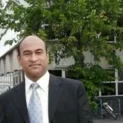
[0,74,93,123]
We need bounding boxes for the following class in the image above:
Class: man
[0,35,93,123]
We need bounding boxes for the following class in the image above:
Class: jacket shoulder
[59,76,83,85]
[53,75,84,90]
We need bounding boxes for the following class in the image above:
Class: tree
[0,0,123,109]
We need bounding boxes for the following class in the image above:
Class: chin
[31,71,44,77]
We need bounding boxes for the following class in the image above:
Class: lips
[29,64,40,67]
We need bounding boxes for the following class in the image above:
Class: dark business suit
[0,74,93,123]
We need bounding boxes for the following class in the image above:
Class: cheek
[19,59,28,67]
[41,58,48,64]
[40,56,48,62]
[41,58,48,67]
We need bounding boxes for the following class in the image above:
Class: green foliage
[1,0,123,109]
[66,64,115,108]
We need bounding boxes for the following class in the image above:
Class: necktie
[28,83,43,123]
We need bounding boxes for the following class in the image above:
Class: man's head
[17,35,49,81]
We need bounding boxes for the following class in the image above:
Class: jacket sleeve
[77,82,93,123]
[0,96,7,123]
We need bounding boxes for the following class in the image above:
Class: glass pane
[118,70,123,80]
[49,70,62,76]
[118,83,123,95]
[101,83,115,95]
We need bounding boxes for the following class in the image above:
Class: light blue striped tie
[28,83,43,123]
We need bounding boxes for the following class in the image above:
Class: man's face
[18,36,48,80]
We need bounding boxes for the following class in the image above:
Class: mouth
[29,64,41,67]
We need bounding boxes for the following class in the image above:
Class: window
[101,83,115,95]
[118,83,123,95]
[118,70,123,81]
[49,70,62,77]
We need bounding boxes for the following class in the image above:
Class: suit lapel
[12,82,29,123]
[48,75,63,122]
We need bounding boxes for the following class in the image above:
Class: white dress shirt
[25,71,50,123]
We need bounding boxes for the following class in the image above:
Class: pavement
[94,117,123,123]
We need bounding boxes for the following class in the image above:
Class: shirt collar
[25,71,50,93]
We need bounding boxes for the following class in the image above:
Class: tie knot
[31,83,39,90]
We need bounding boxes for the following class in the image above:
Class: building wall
[12,49,21,71]
[5,55,11,72]
[0,59,4,74]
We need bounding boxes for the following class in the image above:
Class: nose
[30,53,38,62]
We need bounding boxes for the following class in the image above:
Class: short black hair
[17,36,47,56]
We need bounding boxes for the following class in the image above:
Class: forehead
[20,37,45,51]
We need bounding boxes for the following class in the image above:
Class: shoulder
[60,77,82,85]
[51,75,87,98]
[51,74,84,90]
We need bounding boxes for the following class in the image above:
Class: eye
[37,51,42,55]
[36,50,43,54]
[23,52,31,56]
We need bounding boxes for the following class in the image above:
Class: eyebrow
[23,50,31,53]
[23,49,43,53]
[35,49,43,52]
